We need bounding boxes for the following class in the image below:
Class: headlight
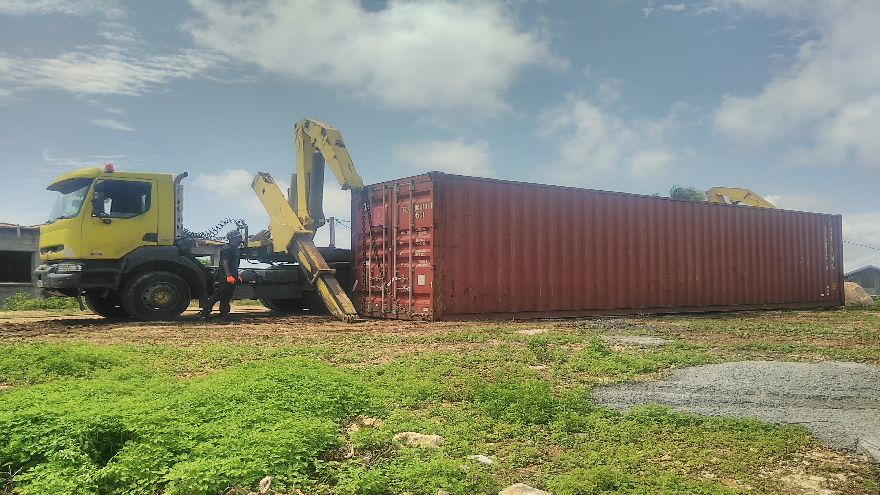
[40,244,65,255]
[55,263,83,273]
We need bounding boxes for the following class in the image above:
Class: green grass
[0,344,132,386]
[1,359,371,495]
[0,292,80,311]
[2,310,879,494]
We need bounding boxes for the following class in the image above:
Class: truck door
[81,178,160,259]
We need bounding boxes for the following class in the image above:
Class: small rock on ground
[360,416,383,427]
[499,483,551,495]
[467,454,494,464]
[601,334,670,347]
[393,431,444,448]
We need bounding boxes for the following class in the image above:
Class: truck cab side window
[94,180,152,218]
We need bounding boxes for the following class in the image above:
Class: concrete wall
[0,225,40,304]
[0,284,41,302]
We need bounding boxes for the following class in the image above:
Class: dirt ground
[0,307,466,344]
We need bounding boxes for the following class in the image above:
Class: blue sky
[1,0,878,269]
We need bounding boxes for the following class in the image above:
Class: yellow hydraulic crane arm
[252,173,360,322]
[250,118,365,322]
[294,118,364,231]
[706,187,777,209]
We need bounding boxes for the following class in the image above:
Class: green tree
[669,185,707,202]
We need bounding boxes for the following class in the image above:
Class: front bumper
[35,261,122,293]
[34,265,81,289]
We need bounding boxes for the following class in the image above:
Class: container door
[354,177,436,320]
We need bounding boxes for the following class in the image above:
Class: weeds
[0,344,131,386]
[2,311,879,494]
[0,292,79,311]
[0,359,371,495]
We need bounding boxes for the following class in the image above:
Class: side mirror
[92,191,106,217]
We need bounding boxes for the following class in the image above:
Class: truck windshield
[47,178,94,223]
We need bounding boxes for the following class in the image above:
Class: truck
[34,118,362,322]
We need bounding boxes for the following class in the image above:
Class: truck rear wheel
[260,298,304,313]
[121,272,191,321]
[84,291,128,318]
[301,291,330,314]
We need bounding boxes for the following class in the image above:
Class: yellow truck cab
[35,164,211,319]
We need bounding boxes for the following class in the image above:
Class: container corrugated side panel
[354,173,844,320]
[430,174,843,320]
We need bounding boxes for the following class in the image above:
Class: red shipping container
[351,173,844,320]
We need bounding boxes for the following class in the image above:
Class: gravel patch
[594,361,880,462]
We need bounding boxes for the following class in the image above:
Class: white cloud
[194,169,253,197]
[394,138,494,177]
[597,80,622,105]
[694,5,721,15]
[713,0,880,168]
[843,212,880,246]
[662,4,687,12]
[630,150,676,177]
[85,99,124,114]
[762,192,835,213]
[582,66,624,106]
[842,211,880,270]
[38,149,126,183]
[86,118,134,131]
[41,148,124,170]
[193,168,267,220]
[186,0,564,114]
[0,0,122,17]
[536,96,684,181]
[0,47,222,97]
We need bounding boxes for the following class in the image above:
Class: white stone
[499,483,551,495]
[467,454,494,465]
[393,431,445,448]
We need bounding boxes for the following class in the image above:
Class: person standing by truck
[200,230,243,319]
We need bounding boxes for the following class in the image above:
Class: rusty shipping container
[352,173,844,320]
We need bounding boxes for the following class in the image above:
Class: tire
[301,290,330,314]
[260,297,304,313]
[121,271,191,321]
[84,291,128,318]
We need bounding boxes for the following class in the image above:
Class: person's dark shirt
[218,244,241,280]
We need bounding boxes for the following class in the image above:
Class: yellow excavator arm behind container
[706,187,777,209]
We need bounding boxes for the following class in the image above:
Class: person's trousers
[202,281,235,315]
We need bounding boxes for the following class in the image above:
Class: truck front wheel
[121,272,191,321]
[84,291,128,318]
